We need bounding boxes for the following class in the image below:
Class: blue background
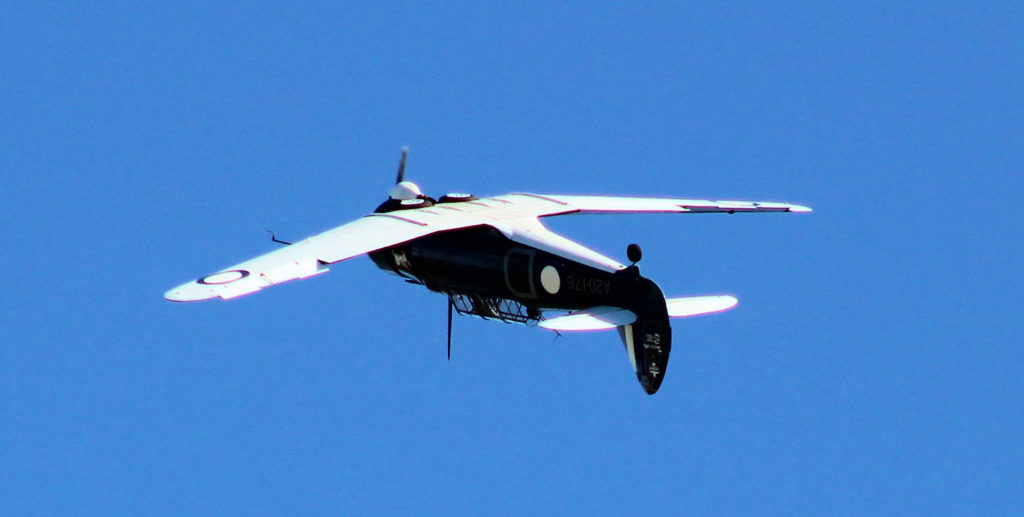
[2,2,1021,515]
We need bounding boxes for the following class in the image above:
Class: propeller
[396,147,408,184]
[447,297,453,361]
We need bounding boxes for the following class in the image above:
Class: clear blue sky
[2,2,1021,515]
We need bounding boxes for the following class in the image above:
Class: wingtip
[790,204,813,213]
[164,289,199,303]
[164,282,218,302]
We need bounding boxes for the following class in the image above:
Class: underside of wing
[495,216,627,272]
[539,306,637,332]
[165,214,485,302]
[536,194,812,215]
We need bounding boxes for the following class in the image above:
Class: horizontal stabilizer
[539,306,637,332]
[539,295,736,332]
[665,295,738,318]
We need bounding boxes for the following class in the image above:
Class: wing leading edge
[164,214,487,302]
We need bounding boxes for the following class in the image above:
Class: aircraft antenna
[266,230,292,246]
[447,296,453,361]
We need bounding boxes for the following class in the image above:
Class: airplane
[165,150,811,394]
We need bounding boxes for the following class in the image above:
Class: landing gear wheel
[627,243,643,264]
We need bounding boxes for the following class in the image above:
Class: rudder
[616,277,672,395]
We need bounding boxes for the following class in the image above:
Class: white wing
[533,194,812,215]
[165,192,809,302]
[165,214,485,302]
[486,193,811,271]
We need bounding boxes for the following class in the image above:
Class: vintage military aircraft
[165,150,810,394]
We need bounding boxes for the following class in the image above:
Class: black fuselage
[369,225,631,312]
[369,225,673,394]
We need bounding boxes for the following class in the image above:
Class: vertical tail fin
[616,277,672,395]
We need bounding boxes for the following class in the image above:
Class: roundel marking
[198,270,250,285]
[540,265,561,294]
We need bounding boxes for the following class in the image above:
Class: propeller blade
[447,297,453,361]
[396,147,408,184]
